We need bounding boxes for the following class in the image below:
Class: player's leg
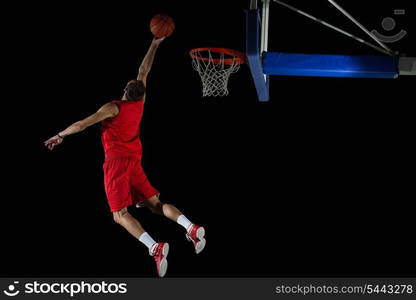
[105,157,169,277]
[113,207,169,277]
[113,207,146,238]
[144,195,206,254]
[106,159,154,247]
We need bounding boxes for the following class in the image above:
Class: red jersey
[101,100,144,160]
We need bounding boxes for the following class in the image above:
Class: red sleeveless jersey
[101,100,144,160]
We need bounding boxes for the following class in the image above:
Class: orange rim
[190,47,246,65]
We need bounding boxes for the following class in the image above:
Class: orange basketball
[150,14,175,38]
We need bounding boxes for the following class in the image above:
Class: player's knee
[113,209,129,224]
[145,198,164,214]
[113,213,121,224]
[150,204,163,214]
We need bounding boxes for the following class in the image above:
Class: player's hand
[152,37,165,45]
[44,135,63,150]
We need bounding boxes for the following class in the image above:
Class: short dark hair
[125,80,145,101]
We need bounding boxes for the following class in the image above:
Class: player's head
[124,80,145,101]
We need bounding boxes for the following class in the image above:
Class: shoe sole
[195,238,206,254]
[196,227,205,240]
[158,243,169,277]
[195,227,206,254]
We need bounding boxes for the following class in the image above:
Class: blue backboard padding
[263,52,399,79]
[245,9,269,101]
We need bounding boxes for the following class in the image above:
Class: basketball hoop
[190,47,246,97]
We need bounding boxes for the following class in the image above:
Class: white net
[191,49,243,97]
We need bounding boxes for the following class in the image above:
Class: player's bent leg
[113,207,145,239]
[113,207,169,277]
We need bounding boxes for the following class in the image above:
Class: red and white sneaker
[186,225,206,254]
[150,242,169,277]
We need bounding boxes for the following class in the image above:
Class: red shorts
[103,156,159,212]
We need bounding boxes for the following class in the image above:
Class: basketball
[150,14,175,38]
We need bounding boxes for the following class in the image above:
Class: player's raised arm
[44,102,119,150]
[136,37,165,88]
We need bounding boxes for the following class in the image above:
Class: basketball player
[44,37,206,277]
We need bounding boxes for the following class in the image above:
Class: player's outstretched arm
[44,102,119,150]
[136,37,165,87]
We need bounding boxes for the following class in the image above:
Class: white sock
[138,232,157,250]
[177,215,193,232]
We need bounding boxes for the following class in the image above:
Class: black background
[2,0,415,277]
